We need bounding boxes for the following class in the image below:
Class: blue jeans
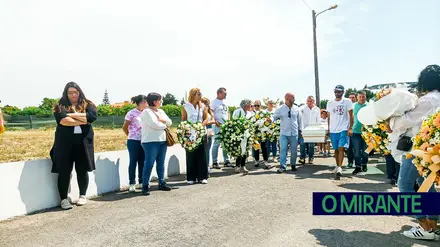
[347,136,354,164]
[211,125,229,164]
[205,135,213,168]
[351,133,368,168]
[279,135,298,169]
[299,137,315,160]
[266,140,277,157]
[127,139,144,185]
[397,155,438,220]
[142,141,167,189]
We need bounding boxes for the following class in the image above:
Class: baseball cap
[334,85,344,91]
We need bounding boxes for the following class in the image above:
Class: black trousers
[253,141,268,161]
[186,137,208,181]
[58,136,89,200]
[236,155,247,167]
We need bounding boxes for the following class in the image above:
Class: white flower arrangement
[176,121,206,152]
[217,117,256,157]
[250,111,280,142]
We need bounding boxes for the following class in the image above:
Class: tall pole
[312,10,320,107]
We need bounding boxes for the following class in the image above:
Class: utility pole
[311,4,338,107]
[312,10,320,106]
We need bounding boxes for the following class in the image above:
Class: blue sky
[0,0,439,108]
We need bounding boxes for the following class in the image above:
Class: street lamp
[312,4,338,107]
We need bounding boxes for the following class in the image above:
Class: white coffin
[302,124,328,143]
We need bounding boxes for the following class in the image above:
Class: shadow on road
[308,225,434,247]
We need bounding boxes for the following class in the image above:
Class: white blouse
[140,108,172,143]
[184,103,204,123]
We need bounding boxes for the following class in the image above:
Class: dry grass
[0,128,177,163]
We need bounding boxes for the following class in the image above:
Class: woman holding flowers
[388,64,440,240]
[265,100,278,161]
[232,99,253,174]
[251,100,270,169]
[182,88,209,184]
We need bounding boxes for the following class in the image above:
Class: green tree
[161,104,181,117]
[102,90,110,105]
[180,97,186,105]
[319,99,329,109]
[39,98,58,111]
[162,93,178,105]
[1,105,22,116]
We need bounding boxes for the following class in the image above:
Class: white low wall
[0,145,226,221]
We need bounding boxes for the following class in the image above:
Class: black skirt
[186,136,208,181]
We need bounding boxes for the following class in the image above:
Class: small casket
[302,124,328,143]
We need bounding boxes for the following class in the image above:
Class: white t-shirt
[300,105,320,129]
[320,118,328,124]
[210,98,228,124]
[326,98,353,133]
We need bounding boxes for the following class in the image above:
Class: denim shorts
[330,131,349,149]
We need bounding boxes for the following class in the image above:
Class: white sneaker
[336,167,343,176]
[332,167,339,174]
[403,225,436,240]
[201,179,208,184]
[77,195,87,206]
[61,199,73,210]
[187,180,195,185]
[129,184,136,193]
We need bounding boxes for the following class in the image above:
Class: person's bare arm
[202,107,209,126]
[60,117,86,126]
[122,120,130,136]
[348,109,354,136]
[182,107,187,121]
[68,113,87,123]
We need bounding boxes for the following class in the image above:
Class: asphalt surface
[0,155,438,247]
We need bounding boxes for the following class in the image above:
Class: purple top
[125,108,143,141]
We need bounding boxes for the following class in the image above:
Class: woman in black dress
[50,82,97,210]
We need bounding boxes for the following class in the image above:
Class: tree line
[1,88,373,118]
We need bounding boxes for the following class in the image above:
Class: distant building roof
[111,101,130,107]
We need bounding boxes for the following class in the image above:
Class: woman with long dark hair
[182,88,209,184]
[123,95,148,192]
[140,92,173,195]
[50,82,97,210]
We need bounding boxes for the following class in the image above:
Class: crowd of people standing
[47,64,439,241]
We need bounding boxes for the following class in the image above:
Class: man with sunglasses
[326,85,354,179]
[272,93,302,173]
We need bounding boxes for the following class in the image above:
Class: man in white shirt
[299,96,320,164]
[326,85,354,179]
[210,87,231,169]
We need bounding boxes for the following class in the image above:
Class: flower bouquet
[409,110,440,191]
[217,118,256,158]
[357,87,418,126]
[176,121,206,152]
[361,121,391,154]
[249,111,280,143]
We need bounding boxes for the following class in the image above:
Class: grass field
[0,128,177,163]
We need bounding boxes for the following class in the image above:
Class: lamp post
[312,4,338,107]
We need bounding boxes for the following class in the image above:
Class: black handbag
[396,136,413,152]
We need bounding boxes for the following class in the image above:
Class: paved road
[0,156,437,247]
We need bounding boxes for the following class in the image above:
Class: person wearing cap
[298,96,320,164]
[272,93,302,173]
[265,99,278,162]
[387,64,440,240]
[326,85,354,178]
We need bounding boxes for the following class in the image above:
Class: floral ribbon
[410,147,440,192]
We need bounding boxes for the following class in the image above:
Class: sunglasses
[253,105,260,107]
